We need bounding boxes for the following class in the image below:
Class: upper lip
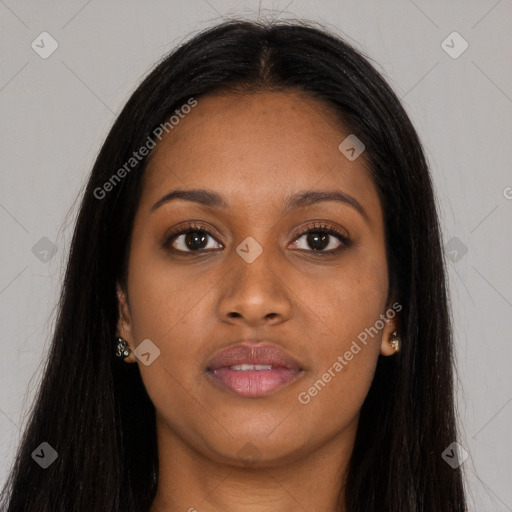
[206,342,303,371]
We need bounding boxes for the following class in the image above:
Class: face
[116,90,399,468]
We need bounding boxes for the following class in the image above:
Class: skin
[116,90,400,512]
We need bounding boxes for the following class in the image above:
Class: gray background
[1,1,511,510]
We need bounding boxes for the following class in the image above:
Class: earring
[390,330,400,352]
[115,337,131,359]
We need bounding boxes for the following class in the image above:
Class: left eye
[291,227,346,252]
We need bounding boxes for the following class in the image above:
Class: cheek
[125,233,218,339]
[123,260,212,437]
[293,246,389,345]
[292,248,388,410]
[125,266,209,387]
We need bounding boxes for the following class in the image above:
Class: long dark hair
[1,19,466,511]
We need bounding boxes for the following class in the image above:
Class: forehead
[141,90,381,221]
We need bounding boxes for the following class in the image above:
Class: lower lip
[207,367,302,397]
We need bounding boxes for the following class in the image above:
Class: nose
[217,244,293,327]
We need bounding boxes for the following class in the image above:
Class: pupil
[186,230,207,250]
[308,232,328,250]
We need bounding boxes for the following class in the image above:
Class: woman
[0,19,467,511]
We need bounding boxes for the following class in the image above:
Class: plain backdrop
[1,1,511,510]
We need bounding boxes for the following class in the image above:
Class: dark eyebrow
[151,189,229,211]
[283,189,368,222]
[151,187,368,221]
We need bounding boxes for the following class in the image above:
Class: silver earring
[115,337,131,359]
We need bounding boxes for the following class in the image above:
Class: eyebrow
[151,188,368,221]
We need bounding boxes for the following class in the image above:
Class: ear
[379,301,402,356]
[116,282,137,363]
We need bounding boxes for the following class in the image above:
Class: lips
[206,342,304,398]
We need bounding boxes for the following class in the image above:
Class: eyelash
[163,221,350,256]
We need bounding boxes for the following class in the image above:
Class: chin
[198,428,312,468]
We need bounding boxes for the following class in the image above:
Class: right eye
[163,222,223,253]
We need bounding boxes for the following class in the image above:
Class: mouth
[205,342,305,398]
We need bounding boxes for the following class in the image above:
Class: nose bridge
[218,231,292,324]
[232,232,279,294]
